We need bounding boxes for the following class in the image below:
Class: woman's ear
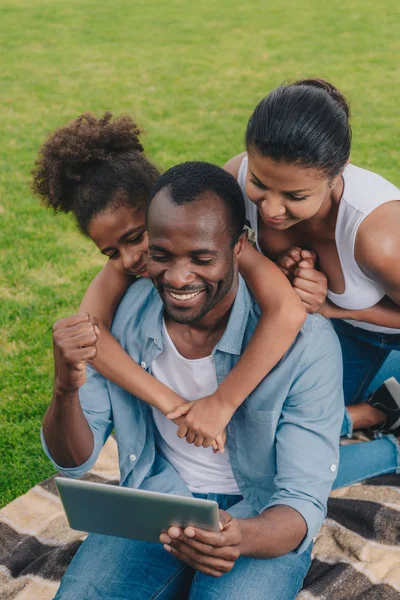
[330,158,350,188]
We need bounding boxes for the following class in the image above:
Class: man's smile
[168,290,204,301]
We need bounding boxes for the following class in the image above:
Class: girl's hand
[277,247,304,279]
[167,392,233,453]
[292,250,328,314]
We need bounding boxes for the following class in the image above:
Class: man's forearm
[237,505,307,558]
[42,387,94,468]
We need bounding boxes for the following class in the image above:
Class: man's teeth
[169,290,202,301]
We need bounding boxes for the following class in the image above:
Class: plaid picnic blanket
[1,436,400,599]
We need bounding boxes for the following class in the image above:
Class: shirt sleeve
[266,320,344,554]
[41,365,114,478]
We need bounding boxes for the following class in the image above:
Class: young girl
[32,112,305,452]
[225,78,400,485]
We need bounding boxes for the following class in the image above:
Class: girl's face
[88,203,149,277]
[246,151,339,230]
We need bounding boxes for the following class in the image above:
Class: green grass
[1,0,399,507]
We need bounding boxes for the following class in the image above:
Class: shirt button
[330,464,337,472]
[140,361,146,368]
[129,454,137,462]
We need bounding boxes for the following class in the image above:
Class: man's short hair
[147,161,246,246]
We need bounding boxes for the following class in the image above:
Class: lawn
[0,0,399,507]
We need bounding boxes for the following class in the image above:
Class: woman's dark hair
[245,78,352,178]
[31,112,160,234]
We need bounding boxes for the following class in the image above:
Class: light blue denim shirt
[42,276,344,553]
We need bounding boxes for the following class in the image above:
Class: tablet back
[55,477,219,543]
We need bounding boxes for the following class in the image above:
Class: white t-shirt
[151,321,240,494]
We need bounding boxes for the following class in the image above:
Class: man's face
[147,189,242,325]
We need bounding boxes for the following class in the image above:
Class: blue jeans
[55,493,313,600]
[332,319,400,489]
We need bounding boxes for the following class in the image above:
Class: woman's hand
[292,250,328,314]
[167,391,233,453]
[278,249,328,314]
[276,246,303,280]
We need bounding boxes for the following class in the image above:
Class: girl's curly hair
[31,112,160,234]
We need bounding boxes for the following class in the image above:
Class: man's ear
[234,229,248,258]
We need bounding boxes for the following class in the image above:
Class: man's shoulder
[296,313,342,364]
[112,278,161,332]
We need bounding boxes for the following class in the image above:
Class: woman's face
[246,151,336,230]
[88,203,149,277]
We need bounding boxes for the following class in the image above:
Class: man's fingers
[164,545,227,577]
[62,346,98,364]
[167,403,192,420]
[53,320,97,341]
[165,532,239,562]
[164,540,235,574]
[180,527,234,548]
[52,312,91,332]
[56,329,99,349]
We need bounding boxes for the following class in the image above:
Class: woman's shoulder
[223,152,247,179]
[342,164,399,214]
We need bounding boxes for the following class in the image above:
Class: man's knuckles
[52,313,90,332]
[53,321,97,341]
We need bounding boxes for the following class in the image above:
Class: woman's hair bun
[292,78,350,118]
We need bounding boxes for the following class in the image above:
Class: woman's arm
[324,203,400,326]
[80,261,185,414]
[322,296,400,327]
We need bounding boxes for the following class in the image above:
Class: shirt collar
[143,275,251,356]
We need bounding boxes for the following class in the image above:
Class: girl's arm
[167,243,306,438]
[79,261,185,414]
[220,242,306,404]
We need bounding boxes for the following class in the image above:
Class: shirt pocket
[234,405,280,477]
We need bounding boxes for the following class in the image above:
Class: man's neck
[165,279,238,360]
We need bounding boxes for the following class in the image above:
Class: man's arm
[161,318,344,573]
[42,313,113,476]
[264,317,343,552]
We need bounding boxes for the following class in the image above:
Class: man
[42,162,343,599]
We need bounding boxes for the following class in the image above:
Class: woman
[225,78,400,486]
[31,112,305,452]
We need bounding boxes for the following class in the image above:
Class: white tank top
[238,155,400,334]
[151,320,240,494]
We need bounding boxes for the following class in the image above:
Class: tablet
[55,477,220,543]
